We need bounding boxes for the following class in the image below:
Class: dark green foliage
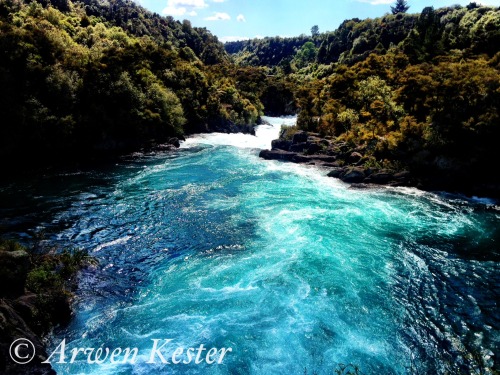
[311,25,319,37]
[226,35,313,67]
[223,3,500,195]
[391,0,409,14]
[0,0,262,170]
[226,5,500,67]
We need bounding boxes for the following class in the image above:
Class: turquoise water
[1,117,499,374]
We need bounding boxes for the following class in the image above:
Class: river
[0,117,498,374]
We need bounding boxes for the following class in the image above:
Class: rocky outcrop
[0,299,56,375]
[259,130,414,188]
[0,249,57,374]
[0,243,89,375]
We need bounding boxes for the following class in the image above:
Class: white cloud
[212,0,226,2]
[237,14,246,22]
[219,36,250,43]
[162,5,187,15]
[205,12,231,21]
[162,0,207,16]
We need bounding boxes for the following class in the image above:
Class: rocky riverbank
[0,241,93,375]
[260,130,415,187]
[259,130,500,200]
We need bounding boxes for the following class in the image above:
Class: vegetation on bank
[0,237,94,374]
[0,237,94,332]
[0,0,264,169]
[226,3,500,195]
[1,0,499,194]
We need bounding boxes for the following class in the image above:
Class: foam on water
[181,116,296,150]
[0,117,498,374]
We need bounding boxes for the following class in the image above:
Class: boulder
[341,167,366,183]
[289,142,308,152]
[327,168,345,178]
[292,154,312,163]
[168,137,181,148]
[305,143,322,154]
[310,155,337,163]
[393,171,411,185]
[259,149,297,161]
[366,172,393,184]
[394,171,411,180]
[317,162,340,168]
[0,250,29,298]
[349,152,363,163]
[271,139,291,151]
[292,132,308,144]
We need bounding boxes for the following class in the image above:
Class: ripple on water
[0,118,498,374]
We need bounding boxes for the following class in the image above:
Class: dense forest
[0,0,264,169]
[227,2,500,196]
[1,0,500,195]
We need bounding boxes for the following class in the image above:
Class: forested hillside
[227,3,500,196]
[225,3,500,68]
[1,0,500,195]
[0,0,262,169]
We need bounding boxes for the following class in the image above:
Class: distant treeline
[225,4,500,68]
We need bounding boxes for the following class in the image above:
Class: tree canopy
[391,0,410,14]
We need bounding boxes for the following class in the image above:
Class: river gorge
[1,117,498,374]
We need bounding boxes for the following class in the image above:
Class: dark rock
[317,162,340,168]
[366,172,393,184]
[307,132,322,137]
[292,154,312,163]
[363,168,376,177]
[394,171,411,180]
[327,168,345,178]
[305,143,322,154]
[0,301,56,375]
[0,250,29,298]
[349,152,363,163]
[168,137,180,148]
[341,167,366,183]
[259,149,297,161]
[11,294,38,326]
[289,142,308,152]
[311,155,337,163]
[393,171,411,185]
[271,139,291,151]
[292,132,308,144]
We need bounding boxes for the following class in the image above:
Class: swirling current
[0,117,498,374]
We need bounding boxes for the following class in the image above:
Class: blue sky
[137,0,500,42]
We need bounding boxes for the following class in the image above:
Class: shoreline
[259,130,500,203]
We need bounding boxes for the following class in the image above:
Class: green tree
[293,41,318,69]
[391,0,409,14]
[311,25,319,37]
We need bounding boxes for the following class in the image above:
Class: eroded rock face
[0,248,73,374]
[0,300,56,375]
